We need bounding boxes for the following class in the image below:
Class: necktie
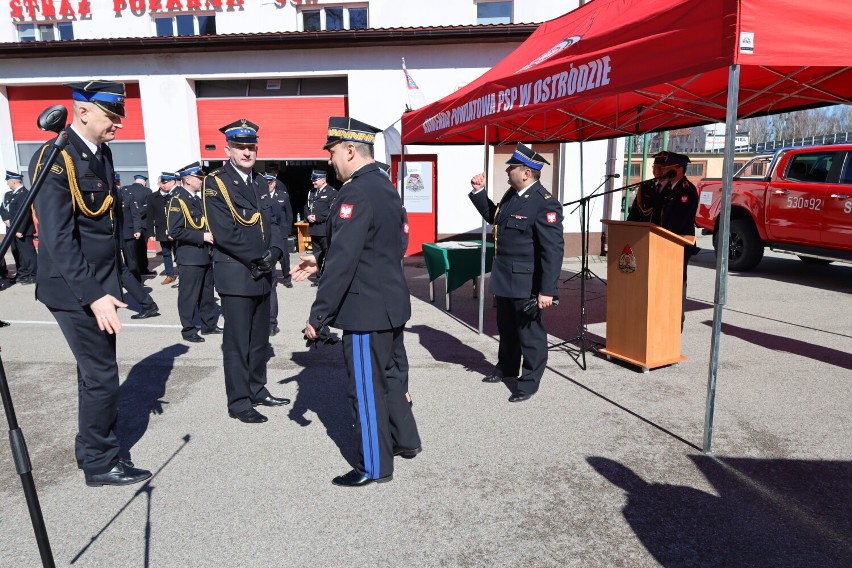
[94,147,104,167]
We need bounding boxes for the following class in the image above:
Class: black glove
[249,247,284,280]
[522,297,559,318]
[302,325,340,348]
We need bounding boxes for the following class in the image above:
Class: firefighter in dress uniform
[469,143,564,403]
[203,119,290,424]
[2,171,38,284]
[28,80,151,487]
[303,169,338,285]
[644,151,699,328]
[168,161,221,343]
[292,117,421,487]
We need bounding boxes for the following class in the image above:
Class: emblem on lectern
[618,244,636,274]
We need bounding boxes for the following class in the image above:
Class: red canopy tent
[400,0,852,453]
[402,0,852,145]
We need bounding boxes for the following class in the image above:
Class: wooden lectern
[600,220,696,372]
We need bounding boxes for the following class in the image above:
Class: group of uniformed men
[26,80,422,489]
[20,78,699,491]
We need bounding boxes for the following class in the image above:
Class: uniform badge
[403,223,410,234]
[205,188,217,197]
[618,244,637,274]
[168,206,180,213]
[546,212,558,224]
[50,164,63,175]
[339,203,354,219]
[681,195,689,203]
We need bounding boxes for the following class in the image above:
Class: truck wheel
[797,255,833,266]
[720,218,764,271]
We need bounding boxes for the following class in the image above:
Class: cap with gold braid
[323,117,381,149]
[65,80,126,118]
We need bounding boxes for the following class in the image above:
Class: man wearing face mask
[645,151,699,328]
[28,80,151,487]
[203,119,290,424]
[169,162,220,343]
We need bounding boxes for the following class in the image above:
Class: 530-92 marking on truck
[786,196,823,210]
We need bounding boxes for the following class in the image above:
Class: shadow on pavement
[701,320,852,372]
[280,346,357,468]
[71,435,192,567]
[117,344,189,461]
[588,455,852,568]
[407,324,493,376]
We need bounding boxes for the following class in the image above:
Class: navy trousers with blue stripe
[343,327,420,479]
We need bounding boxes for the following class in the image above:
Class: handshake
[249,247,283,280]
[303,325,340,348]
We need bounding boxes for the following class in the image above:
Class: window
[155,14,216,37]
[785,152,835,183]
[17,22,74,42]
[477,1,512,25]
[686,163,705,178]
[16,141,147,188]
[196,77,348,98]
[300,5,369,31]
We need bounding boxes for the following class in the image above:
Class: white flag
[402,58,427,111]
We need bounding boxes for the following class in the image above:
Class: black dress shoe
[184,334,205,343]
[270,326,280,336]
[311,281,319,287]
[508,392,534,403]
[130,306,160,320]
[482,374,503,383]
[252,395,290,407]
[283,281,293,288]
[393,446,422,459]
[85,461,152,487]
[228,408,268,423]
[332,469,392,487]
[0,320,9,328]
[78,457,134,470]
[200,326,224,335]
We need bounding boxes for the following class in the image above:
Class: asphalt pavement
[1,236,850,567]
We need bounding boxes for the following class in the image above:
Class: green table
[421,241,494,311]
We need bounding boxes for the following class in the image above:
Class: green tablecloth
[421,241,495,293]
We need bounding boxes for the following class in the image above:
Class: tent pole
[478,126,490,335]
[703,64,740,455]
[399,118,406,207]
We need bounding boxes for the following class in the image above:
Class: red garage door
[197,97,347,160]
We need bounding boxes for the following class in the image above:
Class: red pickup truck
[695,144,852,271]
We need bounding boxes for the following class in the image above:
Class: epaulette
[207,169,223,177]
[537,186,554,200]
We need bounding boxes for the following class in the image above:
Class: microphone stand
[0,104,69,568]
[550,176,647,370]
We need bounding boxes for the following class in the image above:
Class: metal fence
[708,131,852,153]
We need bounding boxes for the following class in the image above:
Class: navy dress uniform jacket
[309,163,411,332]
[28,128,122,310]
[653,177,699,240]
[146,190,172,241]
[270,184,293,237]
[2,185,36,236]
[120,182,148,237]
[304,183,338,237]
[203,162,284,296]
[168,187,212,266]
[469,181,564,299]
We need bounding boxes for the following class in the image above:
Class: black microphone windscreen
[611,173,621,178]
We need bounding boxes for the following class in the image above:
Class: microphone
[609,173,621,178]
